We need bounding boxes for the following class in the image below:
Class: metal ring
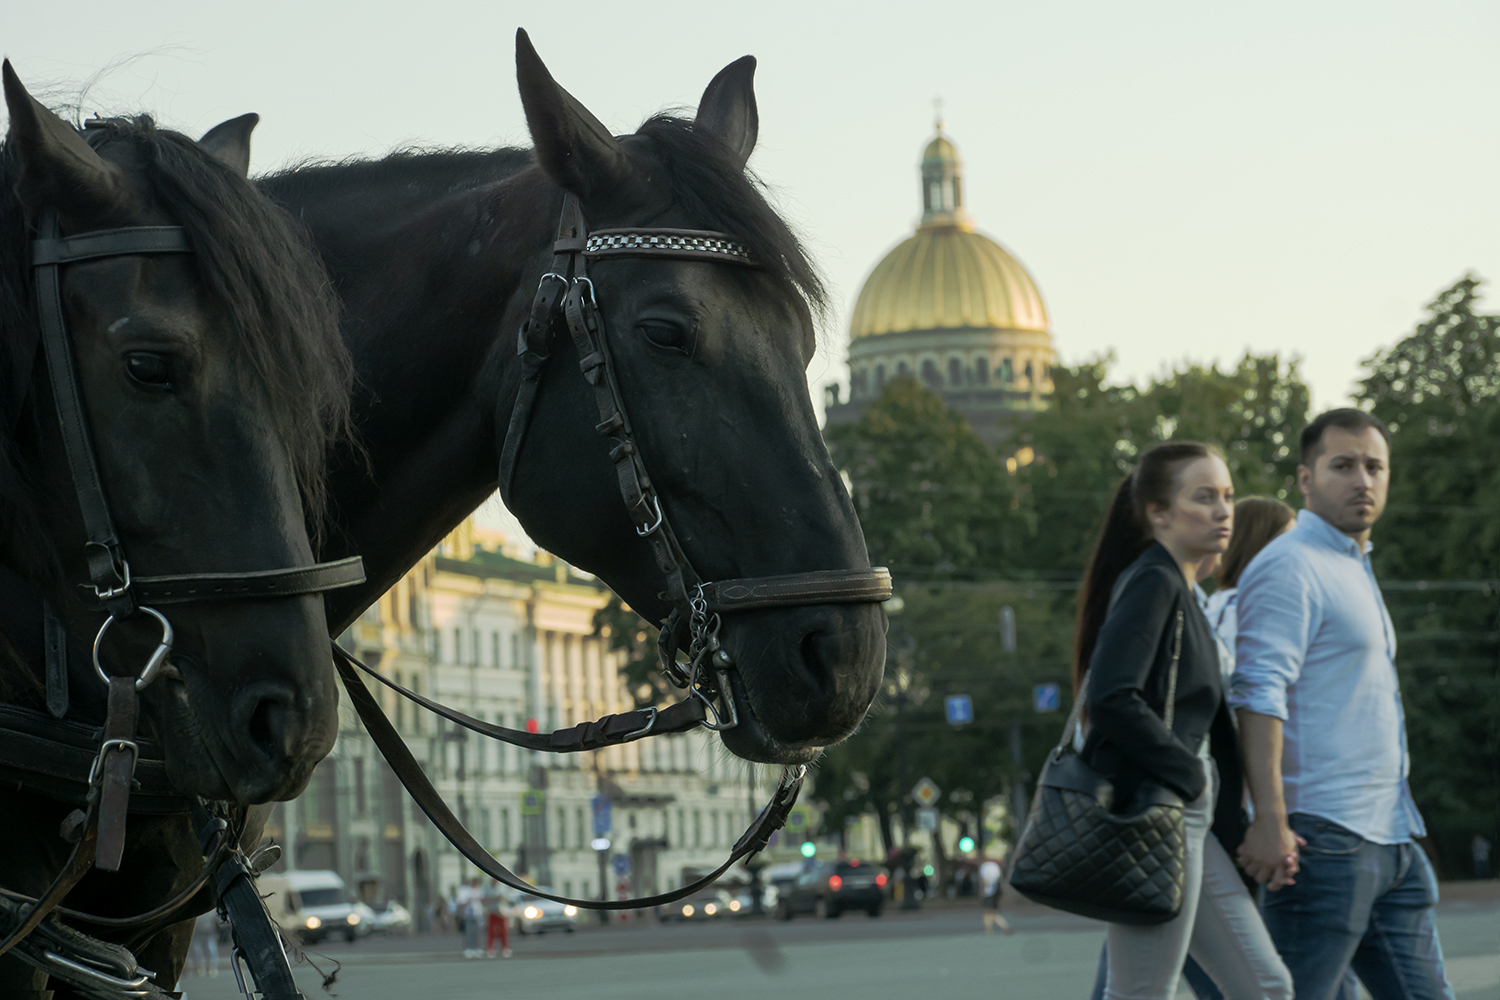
[92,607,173,691]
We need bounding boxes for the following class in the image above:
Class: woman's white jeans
[1104,748,1293,1000]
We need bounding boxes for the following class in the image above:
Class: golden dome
[923,134,958,164]
[849,226,1049,339]
[849,126,1048,340]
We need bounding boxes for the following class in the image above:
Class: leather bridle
[497,194,891,729]
[0,205,365,997]
[326,195,892,913]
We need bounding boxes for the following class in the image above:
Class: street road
[178,890,1498,1000]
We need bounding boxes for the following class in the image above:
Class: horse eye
[637,320,693,356]
[124,352,173,389]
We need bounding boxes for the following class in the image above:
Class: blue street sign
[612,853,630,876]
[944,694,974,725]
[591,794,612,836]
[1033,682,1060,713]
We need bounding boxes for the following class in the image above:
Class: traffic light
[958,836,975,853]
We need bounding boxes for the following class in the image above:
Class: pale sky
[8,1,1499,417]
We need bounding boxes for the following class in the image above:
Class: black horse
[258,31,886,764]
[0,64,353,993]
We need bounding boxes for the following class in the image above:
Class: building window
[710,811,720,847]
[492,631,500,669]
[480,807,491,848]
[896,361,910,378]
[1001,358,1015,382]
[948,357,962,386]
[430,631,440,663]
[875,364,886,386]
[511,634,521,671]
[353,758,366,817]
[677,810,685,847]
[501,808,512,850]
[1024,360,1034,381]
[577,806,586,850]
[453,628,461,665]
[976,356,989,384]
[693,811,702,848]
[920,359,940,388]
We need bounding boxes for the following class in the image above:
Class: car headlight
[305,916,322,930]
[681,904,694,917]
[523,906,540,919]
[347,913,360,925]
[563,905,577,917]
[704,903,717,915]
[729,900,741,911]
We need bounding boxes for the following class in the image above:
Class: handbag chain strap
[1058,605,1186,756]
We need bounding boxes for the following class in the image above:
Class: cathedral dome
[848,225,1049,339]
[825,123,1056,447]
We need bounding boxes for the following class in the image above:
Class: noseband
[497,194,891,730]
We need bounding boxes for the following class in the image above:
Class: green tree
[1357,275,1500,877]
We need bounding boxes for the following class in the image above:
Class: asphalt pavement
[177,885,1499,1000]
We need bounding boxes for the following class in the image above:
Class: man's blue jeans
[1262,813,1454,1000]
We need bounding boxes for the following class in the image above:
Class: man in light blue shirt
[1231,409,1452,1000]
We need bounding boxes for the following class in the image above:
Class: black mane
[260,118,827,318]
[633,114,826,316]
[0,115,352,574]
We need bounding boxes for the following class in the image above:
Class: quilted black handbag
[1009,610,1187,925]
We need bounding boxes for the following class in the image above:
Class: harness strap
[93,676,139,872]
[334,645,804,911]
[214,847,304,1000]
[0,803,98,961]
[43,602,68,720]
[340,646,706,751]
[0,705,190,813]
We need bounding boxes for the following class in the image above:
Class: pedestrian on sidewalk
[1075,441,1291,1000]
[1233,408,1455,1000]
[483,878,512,958]
[456,877,484,958]
[978,860,1012,935]
[1473,835,1491,881]
[1204,497,1295,659]
[188,910,220,978]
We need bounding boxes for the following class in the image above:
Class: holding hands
[1237,815,1305,890]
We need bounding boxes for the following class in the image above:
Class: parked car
[257,870,365,943]
[513,890,578,935]
[776,859,886,920]
[362,899,412,935]
[657,890,732,922]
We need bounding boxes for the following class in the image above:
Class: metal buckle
[623,707,658,740]
[87,738,140,787]
[91,558,131,602]
[92,606,173,691]
[573,275,598,307]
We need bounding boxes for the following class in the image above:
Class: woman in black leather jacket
[1076,442,1290,1000]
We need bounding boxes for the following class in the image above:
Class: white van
[256,870,363,944]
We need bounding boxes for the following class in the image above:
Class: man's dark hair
[1299,408,1392,465]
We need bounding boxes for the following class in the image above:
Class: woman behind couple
[1077,441,1292,1000]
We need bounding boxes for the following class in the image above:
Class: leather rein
[331,194,892,912]
[0,206,365,998]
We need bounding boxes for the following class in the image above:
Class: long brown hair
[1215,496,1294,589]
[1072,441,1220,695]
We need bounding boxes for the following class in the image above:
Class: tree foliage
[1356,276,1500,875]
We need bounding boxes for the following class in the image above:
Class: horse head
[504,33,886,764]
[0,63,352,804]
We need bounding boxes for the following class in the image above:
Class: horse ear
[199,113,260,178]
[515,28,629,199]
[2,59,126,217]
[695,56,758,170]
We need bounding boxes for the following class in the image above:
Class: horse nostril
[232,683,297,768]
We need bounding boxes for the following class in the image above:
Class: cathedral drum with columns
[824,123,1056,447]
